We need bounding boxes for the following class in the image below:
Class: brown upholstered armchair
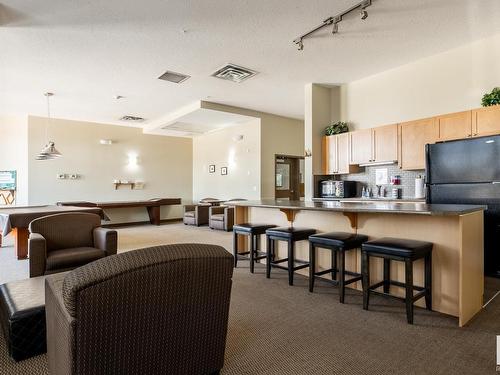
[45,243,234,375]
[209,199,246,232]
[28,213,117,278]
[183,203,210,226]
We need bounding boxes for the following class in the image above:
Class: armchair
[183,198,220,226]
[209,199,246,231]
[28,213,117,278]
[45,243,234,375]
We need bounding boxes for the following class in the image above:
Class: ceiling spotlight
[360,10,368,20]
[297,40,304,51]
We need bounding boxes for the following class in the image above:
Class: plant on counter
[481,87,500,107]
[325,121,349,136]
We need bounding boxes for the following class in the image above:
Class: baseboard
[102,218,183,228]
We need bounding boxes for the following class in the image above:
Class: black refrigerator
[426,135,500,277]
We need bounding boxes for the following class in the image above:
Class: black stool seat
[362,237,432,259]
[361,237,433,324]
[233,223,277,235]
[266,227,316,241]
[309,232,368,249]
[309,232,368,303]
[233,224,277,273]
[266,227,316,286]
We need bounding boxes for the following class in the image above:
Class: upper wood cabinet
[350,129,374,164]
[436,110,472,141]
[473,105,500,137]
[323,134,358,175]
[373,124,398,163]
[350,124,398,165]
[399,118,438,170]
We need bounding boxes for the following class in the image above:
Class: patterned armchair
[28,213,117,278]
[45,243,234,375]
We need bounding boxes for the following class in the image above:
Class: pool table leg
[13,228,29,259]
[147,206,161,226]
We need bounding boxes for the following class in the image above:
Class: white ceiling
[1,0,500,128]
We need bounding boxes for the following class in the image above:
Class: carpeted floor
[0,223,499,374]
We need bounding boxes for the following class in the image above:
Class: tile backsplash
[337,164,425,199]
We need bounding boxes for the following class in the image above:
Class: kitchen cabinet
[399,117,438,170]
[349,129,373,164]
[473,105,500,137]
[323,134,358,175]
[350,124,398,165]
[436,110,472,141]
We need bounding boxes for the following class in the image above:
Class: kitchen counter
[312,197,426,203]
[232,199,485,216]
[233,199,485,327]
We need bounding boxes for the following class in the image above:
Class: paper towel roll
[415,177,425,199]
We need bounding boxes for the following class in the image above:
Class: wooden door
[275,156,303,200]
[322,136,338,174]
[399,117,438,170]
[373,124,398,163]
[350,129,373,164]
[473,105,500,137]
[436,110,472,141]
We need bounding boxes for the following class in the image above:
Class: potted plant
[325,121,349,136]
[481,87,500,107]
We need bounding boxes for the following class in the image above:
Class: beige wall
[340,33,500,129]
[201,102,304,199]
[28,116,192,223]
[192,120,261,201]
[0,115,29,205]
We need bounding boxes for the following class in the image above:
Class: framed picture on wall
[209,165,216,173]
[221,167,228,175]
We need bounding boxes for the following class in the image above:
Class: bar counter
[232,200,485,327]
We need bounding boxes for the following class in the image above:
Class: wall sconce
[304,149,312,157]
[127,153,139,169]
[100,139,113,145]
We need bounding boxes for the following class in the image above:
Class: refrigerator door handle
[493,182,500,184]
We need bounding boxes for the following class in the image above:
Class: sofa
[28,212,117,278]
[45,243,234,375]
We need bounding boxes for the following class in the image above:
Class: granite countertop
[231,200,486,216]
[312,197,426,203]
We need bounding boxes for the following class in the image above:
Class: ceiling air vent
[119,115,146,122]
[158,70,190,84]
[211,63,258,83]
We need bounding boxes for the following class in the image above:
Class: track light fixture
[293,0,373,51]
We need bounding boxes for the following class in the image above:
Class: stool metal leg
[362,251,370,310]
[405,258,414,324]
[249,234,256,274]
[233,231,238,268]
[309,242,315,292]
[383,258,391,293]
[425,252,432,311]
[339,250,346,303]
[332,249,338,281]
[266,237,272,279]
[287,240,294,286]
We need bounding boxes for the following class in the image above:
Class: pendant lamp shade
[36,92,62,161]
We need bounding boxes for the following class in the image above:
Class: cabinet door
[436,110,472,141]
[350,129,373,164]
[473,105,500,137]
[373,124,398,163]
[399,118,438,170]
[337,133,351,174]
[323,136,337,174]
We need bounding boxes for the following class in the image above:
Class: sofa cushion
[184,211,195,218]
[210,214,225,222]
[46,247,105,271]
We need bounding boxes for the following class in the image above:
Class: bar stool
[233,223,277,273]
[308,232,368,303]
[266,227,316,286]
[361,237,433,324]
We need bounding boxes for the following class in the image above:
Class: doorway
[275,155,305,201]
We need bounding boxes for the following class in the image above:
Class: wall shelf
[114,182,135,190]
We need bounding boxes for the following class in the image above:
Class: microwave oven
[319,180,357,198]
